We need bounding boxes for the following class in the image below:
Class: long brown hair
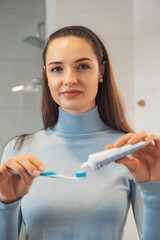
[15,25,134,149]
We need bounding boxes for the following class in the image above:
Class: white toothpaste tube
[81,141,150,171]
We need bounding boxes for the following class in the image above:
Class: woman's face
[45,36,104,114]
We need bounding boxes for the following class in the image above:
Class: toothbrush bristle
[75,171,87,178]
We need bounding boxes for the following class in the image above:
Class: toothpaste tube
[81,141,150,171]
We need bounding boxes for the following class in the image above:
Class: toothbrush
[40,171,86,180]
[10,170,87,180]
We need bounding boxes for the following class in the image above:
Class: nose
[63,69,78,86]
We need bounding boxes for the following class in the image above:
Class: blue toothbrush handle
[40,172,57,176]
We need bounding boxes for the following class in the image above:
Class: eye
[51,66,63,72]
[77,64,90,70]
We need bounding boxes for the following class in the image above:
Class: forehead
[45,36,97,61]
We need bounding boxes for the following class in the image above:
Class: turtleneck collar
[52,106,107,134]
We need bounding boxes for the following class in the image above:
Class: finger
[114,133,134,147]
[0,164,12,177]
[115,156,137,173]
[128,131,148,144]
[145,134,160,149]
[16,157,41,177]
[17,154,45,172]
[27,155,45,171]
[105,144,115,150]
[4,157,30,180]
[131,146,159,166]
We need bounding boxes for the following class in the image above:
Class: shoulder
[101,124,126,140]
[1,138,18,163]
[1,129,48,163]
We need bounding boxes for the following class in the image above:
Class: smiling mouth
[61,90,82,98]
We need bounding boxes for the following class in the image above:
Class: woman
[0,26,160,240]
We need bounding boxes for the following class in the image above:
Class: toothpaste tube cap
[80,162,90,170]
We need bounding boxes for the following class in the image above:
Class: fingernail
[39,165,45,171]
[33,170,39,176]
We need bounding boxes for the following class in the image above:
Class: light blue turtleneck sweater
[0,107,160,240]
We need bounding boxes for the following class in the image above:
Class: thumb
[115,156,137,174]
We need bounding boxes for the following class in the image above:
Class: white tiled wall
[0,0,44,157]
[0,1,44,239]
[134,0,160,133]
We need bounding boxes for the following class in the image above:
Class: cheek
[47,81,61,104]
[48,82,61,105]
[48,77,61,92]
[83,70,99,85]
[85,75,99,91]
[90,76,99,96]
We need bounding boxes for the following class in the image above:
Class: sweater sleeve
[0,139,23,240]
[0,199,22,240]
[131,180,160,240]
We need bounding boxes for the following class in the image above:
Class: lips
[61,90,82,98]
[62,90,81,94]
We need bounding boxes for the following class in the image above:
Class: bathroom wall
[134,0,160,133]
[0,1,45,238]
[0,0,44,158]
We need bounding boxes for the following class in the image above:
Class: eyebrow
[48,57,92,66]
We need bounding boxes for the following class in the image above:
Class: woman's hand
[0,154,45,204]
[105,131,160,183]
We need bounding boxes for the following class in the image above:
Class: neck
[52,106,107,134]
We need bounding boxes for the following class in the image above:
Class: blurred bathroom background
[0,0,160,239]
